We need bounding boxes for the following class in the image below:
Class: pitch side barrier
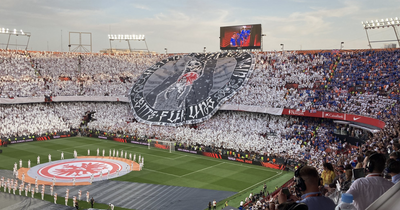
[282,109,385,129]
[0,131,77,146]
[176,148,299,171]
[86,133,298,171]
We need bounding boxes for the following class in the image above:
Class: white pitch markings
[237,171,283,194]
[142,168,181,178]
[180,162,225,178]
[171,155,189,160]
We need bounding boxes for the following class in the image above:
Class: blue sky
[0,0,399,53]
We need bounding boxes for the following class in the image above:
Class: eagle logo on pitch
[53,163,108,177]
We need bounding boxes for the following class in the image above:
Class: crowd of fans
[0,103,70,137]
[0,50,166,98]
[1,49,399,119]
[228,50,399,120]
[1,48,400,210]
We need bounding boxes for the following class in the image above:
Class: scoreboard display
[220,24,261,50]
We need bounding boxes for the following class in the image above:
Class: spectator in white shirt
[346,153,394,210]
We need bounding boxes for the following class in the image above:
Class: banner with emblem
[129,52,255,126]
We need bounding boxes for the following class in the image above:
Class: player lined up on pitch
[1,147,145,209]
[9,148,144,187]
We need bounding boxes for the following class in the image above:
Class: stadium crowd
[1,48,400,210]
[1,49,399,119]
[0,50,166,98]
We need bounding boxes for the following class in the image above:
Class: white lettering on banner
[159,111,169,122]
[288,110,305,115]
[146,110,158,120]
[227,157,236,161]
[167,110,184,123]
[177,148,197,154]
[134,98,145,109]
[130,141,149,146]
[53,136,60,139]
[324,113,344,119]
[188,98,215,119]
[189,106,200,119]
[10,139,34,144]
[353,117,361,121]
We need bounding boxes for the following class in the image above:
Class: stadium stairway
[25,52,42,78]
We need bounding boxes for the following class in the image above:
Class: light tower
[0,27,31,50]
[108,34,149,53]
[362,17,400,49]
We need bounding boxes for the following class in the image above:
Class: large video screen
[220,24,262,50]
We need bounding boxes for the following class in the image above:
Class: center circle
[38,160,122,180]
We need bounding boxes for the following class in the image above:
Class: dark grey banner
[129,52,254,126]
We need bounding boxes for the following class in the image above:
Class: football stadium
[1,1,400,210]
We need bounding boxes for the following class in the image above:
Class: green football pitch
[0,137,293,209]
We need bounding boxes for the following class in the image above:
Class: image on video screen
[220,24,261,50]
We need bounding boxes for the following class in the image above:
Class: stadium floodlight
[108,34,146,41]
[0,28,28,35]
[0,27,31,50]
[0,27,29,36]
[361,17,400,49]
[108,33,149,52]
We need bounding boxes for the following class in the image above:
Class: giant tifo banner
[282,109,385,129]
[129,52,255,126]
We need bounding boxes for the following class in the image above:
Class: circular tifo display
[27,157,132,184]
[129,52,255,126]
[38,160,121,180]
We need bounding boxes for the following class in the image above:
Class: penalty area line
[142,168,181,178]
[237,171,283,194]
[180,162,225,178]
